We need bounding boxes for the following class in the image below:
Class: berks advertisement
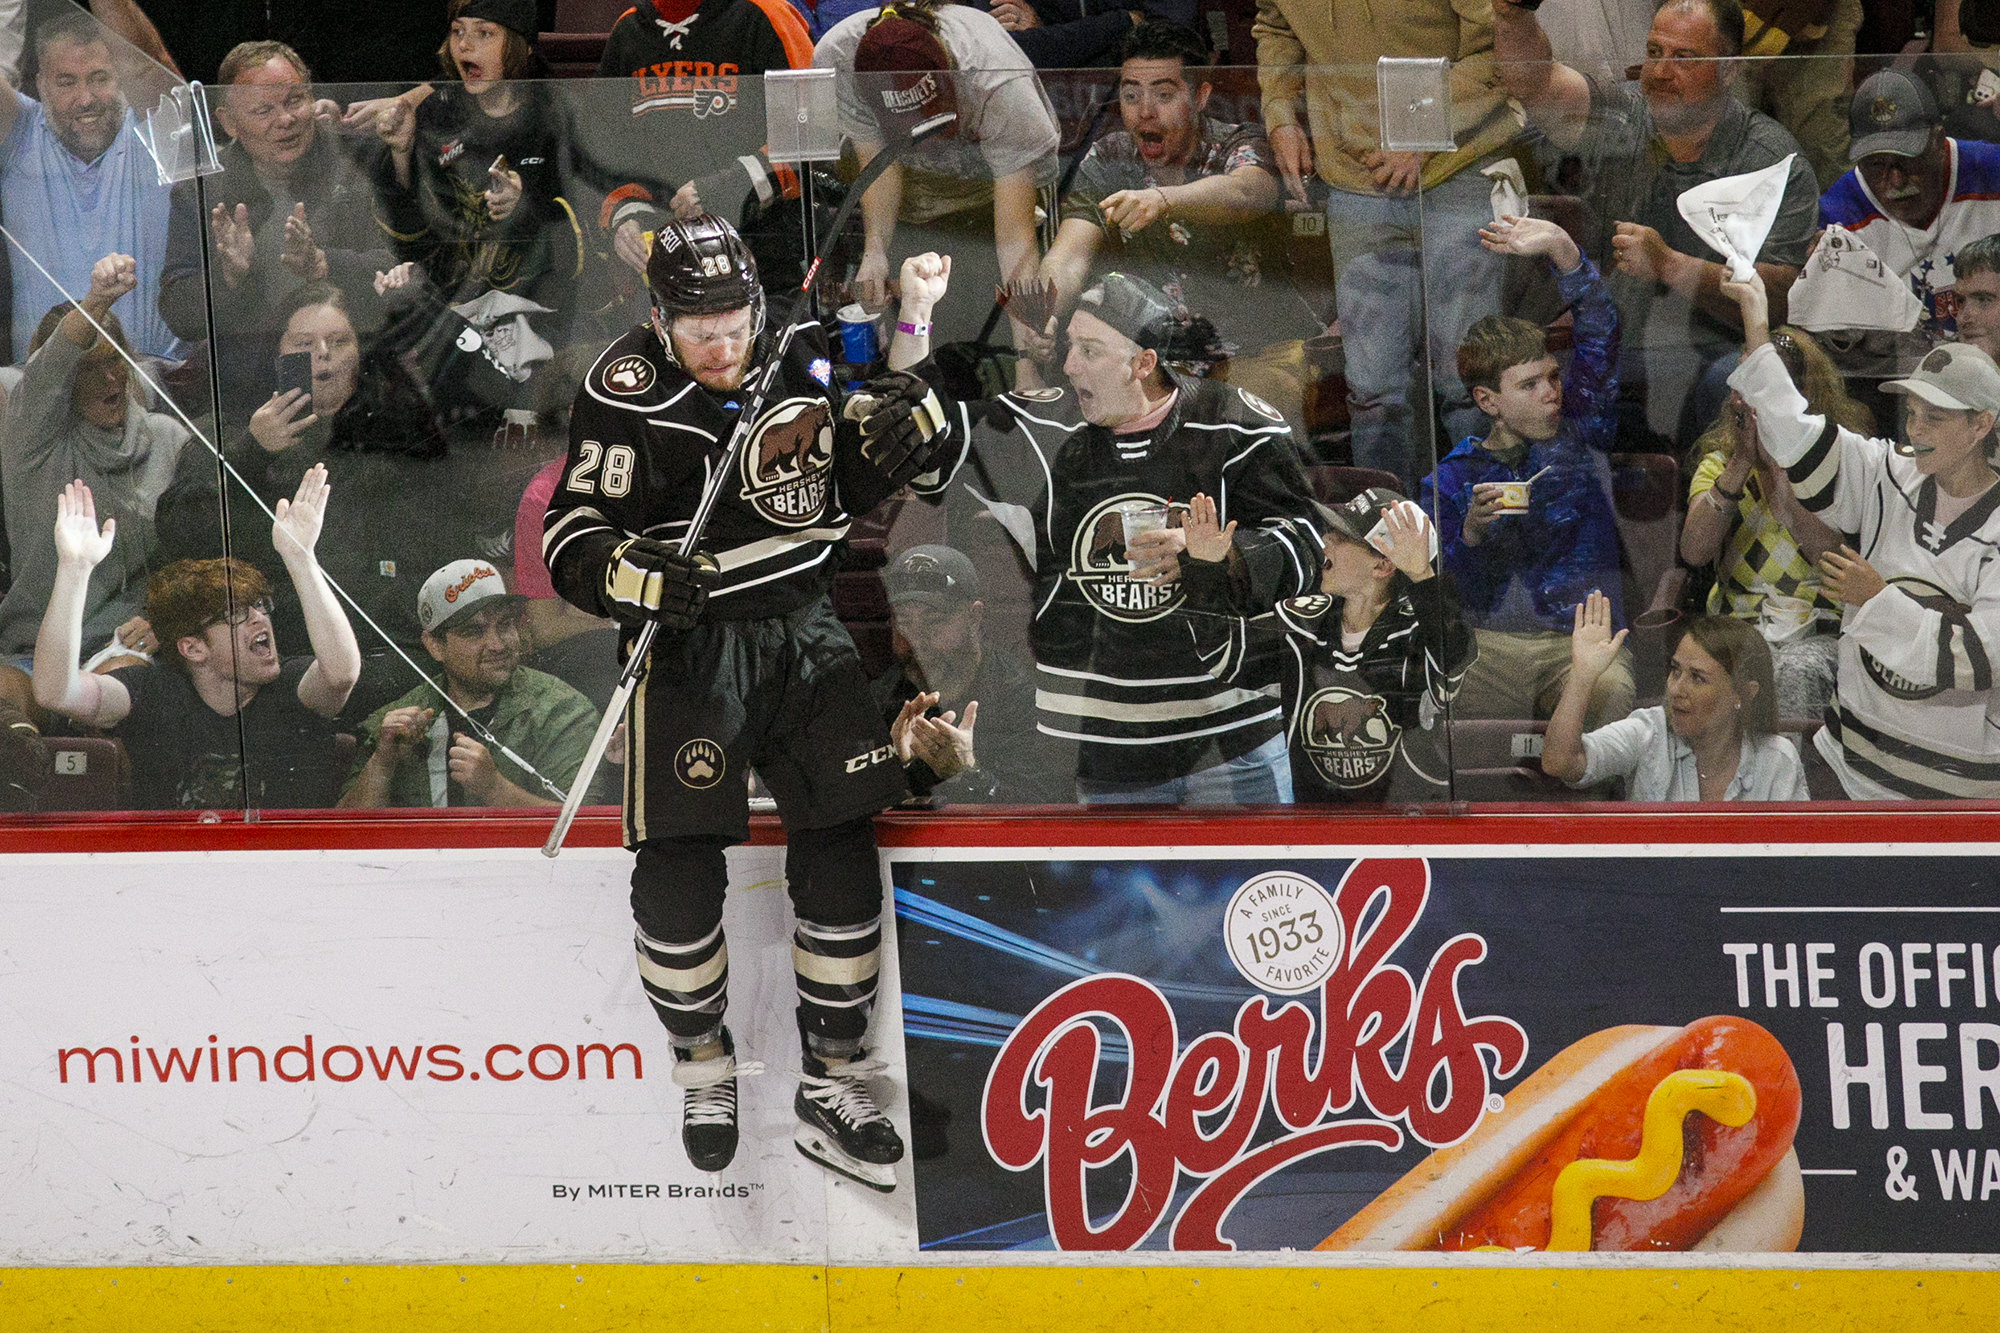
[891,849,2000,1255]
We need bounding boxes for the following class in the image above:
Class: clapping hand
[280,203,327,281]
[210,203,254,285]
[53,480,114,570]
[1180,492,1236,563]
[373,261,416,296]
[1569,588,1628,680]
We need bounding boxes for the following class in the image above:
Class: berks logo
[981,858,1527,1251]
[1066,494,1184,623]
[675,739,725,788]
[739,398,834,528]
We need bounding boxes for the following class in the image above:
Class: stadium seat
[40,737,124,812]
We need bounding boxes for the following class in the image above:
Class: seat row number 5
[567,440,635,497]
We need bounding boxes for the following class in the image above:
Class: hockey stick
[543,111,958,857]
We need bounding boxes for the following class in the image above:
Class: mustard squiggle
[1544,1069,1758,1252]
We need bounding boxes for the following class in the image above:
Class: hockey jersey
[1263,576,1475,804]
[913,378,1322,784]
[544,319,921,623]
[1731,343,2000,799]
[597,0,798,113]
[1821,137,2000,339]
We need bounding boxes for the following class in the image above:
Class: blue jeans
[1075,732,1294,805]
[1326,166,1504,491]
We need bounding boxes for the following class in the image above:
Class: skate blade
[793,1124,897,1193]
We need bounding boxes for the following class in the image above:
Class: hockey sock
[637,921,729,1044]
[792,918,879,1056]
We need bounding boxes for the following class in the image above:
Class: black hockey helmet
[646,213,766,346]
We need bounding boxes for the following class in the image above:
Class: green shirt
[342,667,608,808]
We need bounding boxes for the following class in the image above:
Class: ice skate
[793,1052,904,1192]
[672,1027,760,1172]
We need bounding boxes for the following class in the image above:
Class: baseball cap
[1074,272,1224,361]
[1883,343,2000,413]
[854,17,959,139]
[1849,70,1939,162]
[1319,489,1439,563]
[885,545,979,610]
[418,558,525,634]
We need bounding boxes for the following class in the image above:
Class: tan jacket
[1253,0,1522,195]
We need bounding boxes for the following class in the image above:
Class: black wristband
[1711,481,1745,503]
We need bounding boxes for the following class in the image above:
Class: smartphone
[273,351,314,400]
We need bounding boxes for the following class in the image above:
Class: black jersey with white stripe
[914,377,1322,784]
[1265,577,1475,804]
[545,320,908,625]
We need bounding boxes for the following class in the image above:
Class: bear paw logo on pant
[738,398,834,527]
[1302,686,1399,789]
[1066,494,1185,623]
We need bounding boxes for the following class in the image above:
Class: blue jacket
[1420,257,1626,633]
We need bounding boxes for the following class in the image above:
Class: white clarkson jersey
[1732,344,2000,799]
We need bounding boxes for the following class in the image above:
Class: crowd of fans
[0,0,1994,812]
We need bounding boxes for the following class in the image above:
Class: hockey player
[542,214,954,1187]
[887,259,1324,801]
[1182,489,1475,804]
[1725,268,2000,799]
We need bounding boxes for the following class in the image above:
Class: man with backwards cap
[337,559,600,810]
[1726,268,2000,800]
[1818,69,2000,345]
[869,543,1074,804]
[542,215,955,1188]
[887,254,1322,803]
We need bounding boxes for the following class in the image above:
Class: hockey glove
[603,538,719,631]
[846,370,950,484]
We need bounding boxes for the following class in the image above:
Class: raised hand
[898,252,952,310]
[272,462,331,559]
[249,389,319,453]
[1569,588,1628,680]
[1377,500,1436,580]
[1478,214,1581,273]
[613,218,651,271]
[1181,492,1237,563]
[86,253,139,308]
[210,203,254,286]
[485,156,522,223]
[280,203,327,280]
[54,480,115,568]
[1718,266,1771,337]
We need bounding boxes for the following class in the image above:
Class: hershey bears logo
[1860,576,1972,700]
[739,397,834,527]
[1300,686,1399,789]
[675,738,725,789]
[1238,387,1285,423]
[1067,494,1184,623]
[1011,387,1065,403]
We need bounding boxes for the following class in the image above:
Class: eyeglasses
[202,598,273,631]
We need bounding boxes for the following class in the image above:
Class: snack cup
[1759,593,1815,645]
[1494,480,1531,515]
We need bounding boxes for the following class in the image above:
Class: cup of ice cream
[1493,479,1532,514]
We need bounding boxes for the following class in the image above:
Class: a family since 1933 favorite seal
[1222,871,1342,994]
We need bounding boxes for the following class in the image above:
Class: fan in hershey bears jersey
[886,259,1323,801]
[541,215,955,1189]
[1725,269,2000,800]
[1181,488,1475,804]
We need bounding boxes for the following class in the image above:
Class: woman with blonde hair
[1679,325,1870,719]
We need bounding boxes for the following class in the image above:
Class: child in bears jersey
[1181,487,1475,803]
